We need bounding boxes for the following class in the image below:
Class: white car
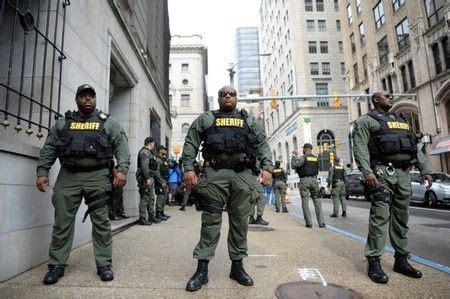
[410,171,450,207]
[317,173,331,198]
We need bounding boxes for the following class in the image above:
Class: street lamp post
[227,52,271,87]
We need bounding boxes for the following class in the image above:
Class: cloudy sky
[168,0,261,97]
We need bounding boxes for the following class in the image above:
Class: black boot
[137,217,152,226]
[43,264,65,285]
[367,257,389,284]
[275,207,280,213]
[230,260,254,286]
[179,205,186,211]
[186,260,209,292]
[393,253,422,278]
[249,215,255,224]
[161,210,171,219]
[97,265,114,281]
[342,211,347,217]
[155,211,168,221]
[109,212,119,220]
[282,207,288,213]
[149,214,161,223]
[330,213,338,218]
[254,215,269,226]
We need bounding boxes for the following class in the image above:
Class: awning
[430,135,450,155]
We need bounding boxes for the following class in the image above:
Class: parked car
[410,171,450,207]
[317,172,331,198]
[345,170,366,200]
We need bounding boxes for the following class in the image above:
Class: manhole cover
[248,225,274,231]
[275,282,363,299]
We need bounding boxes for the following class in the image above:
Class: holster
[368,185,393,204]
[193,189,224,214]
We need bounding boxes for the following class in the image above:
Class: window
[305,0,313,11]
[341,62,346,75]
[338,41,343,53]
[392,0,405,11]
[396,18,410,49]
[356,0,362,13]
[181,63,189,71]
[316,0,324,11]
[373,2,385,29]
[443,36,450,69]
[307,20,315,31]
[322,62,331,75]
[353,63,359,84]
[362,54,368,78]
[424,0,444,26]
[387,75,393,93]
[309,41,317,53]
[310,62,319,75]
[347,4,353,24]
[432,43,442,74]
[181,94,190,107]
[408,60,416,88]
[318,20,327,32]
[359,23,365,44]
[350,33,356,53]
[381,78,387,91]
[336,20,341,31]
[377,35,389,64]
[320,41,328,53]
[315,83,329,107]
[334,0,339,11]
[400,65,408,91]
[181,123,190,136]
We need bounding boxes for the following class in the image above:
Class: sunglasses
[219,91,237,97]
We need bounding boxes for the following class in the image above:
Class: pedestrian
[136,137,164,225]
[328,157,347,218]
[352,92,433,284]
[36,84,130,284]
[182,85,273,292]
[167,160,183,205]
[272,160,288,213]
[291,144,325,228]
[155,145,170,221]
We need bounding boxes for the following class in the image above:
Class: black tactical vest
[297,154,319,177]
[159,156,169,178]
[55,110,113,159]
[367,111,417,160]
[200,109,257,157]
[137,147,158,173]
[272,167,285,181]
[333,165,345,182]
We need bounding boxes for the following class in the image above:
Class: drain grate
[275,281,363,299]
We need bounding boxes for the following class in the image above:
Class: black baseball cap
[76,84,96,96]
[144,137,155,145]
[157,145,167,151]
[303,143,313,149]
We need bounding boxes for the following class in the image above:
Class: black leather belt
[372,160,411,170]
[205,159,248,172]
[62,162,109,173]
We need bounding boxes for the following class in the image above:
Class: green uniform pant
[365,166,411,258]
[250,186,266,217]
[155,183,166,212]
[139,177,156,218]
[193,167,257,261]
[332,180,347,214]
[49,167,112,267]
[182,187,191,206]
[273,180,287,210]
[299,176,324,226]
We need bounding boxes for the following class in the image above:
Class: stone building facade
[0,0,170,281]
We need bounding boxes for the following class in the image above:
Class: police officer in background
[328,157,347,218]
[353,92,433,284]
[182,85,273,292]
[249,169,270,225]
[155,145,170,221]
[291,144,325,228]
[272,161,288,213]
[136,137,164,225]
[36,84,130,284]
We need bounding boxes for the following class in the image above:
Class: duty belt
[205,158,249,172]
[62,161,109,173]
[372,160,413,170]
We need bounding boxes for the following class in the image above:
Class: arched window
[181,123,190,137]
[317,129,335,171]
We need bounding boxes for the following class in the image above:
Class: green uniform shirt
[36,111,130,177]
[352,110,432,176]
[136,147,163,184]
[291,155,305,169]
[328,164,347,184]
[181,109,273,173]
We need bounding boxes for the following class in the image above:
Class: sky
[168,0,261,98]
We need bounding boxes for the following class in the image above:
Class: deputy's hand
[260,169,272,186]
[422,174,433,189]
[36,176,49,192]
[162,182,168,189]
[364,172,379,190]
[114,172,127,188]
[184,171,198,188]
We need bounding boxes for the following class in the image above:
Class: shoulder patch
[98,111,109,120]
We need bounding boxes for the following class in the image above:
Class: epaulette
[64,110,76,119]
[240,109,249,117]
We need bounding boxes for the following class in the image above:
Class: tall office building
[339,0,449,172]
[235,27,262,95]
[259,0,349,176]
[169,35,208,158]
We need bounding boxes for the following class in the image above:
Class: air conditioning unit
[388,53,396,75]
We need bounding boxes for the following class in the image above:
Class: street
[288,194,450,268]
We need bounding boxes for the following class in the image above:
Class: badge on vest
[215,117,244,128]
[306,156,318,162]
[273,169,282,173]
[69,122,101,130]
[387,121,409,130]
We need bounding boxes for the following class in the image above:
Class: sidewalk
[0,200,449,298]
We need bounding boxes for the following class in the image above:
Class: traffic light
[334,138,339,148]
[316,146,320,154]
[323,143,329,151]
[270,99,279,110]
[329,151,335,163]
[331,96,341,108]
